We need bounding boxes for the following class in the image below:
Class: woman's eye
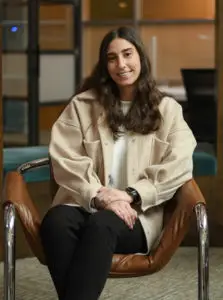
[125,52,132,57]
[108,56,116,62]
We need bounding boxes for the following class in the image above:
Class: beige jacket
[49,89,197,251]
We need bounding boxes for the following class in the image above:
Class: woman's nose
[117,56,125,68]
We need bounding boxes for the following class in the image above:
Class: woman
[40,26,196,300]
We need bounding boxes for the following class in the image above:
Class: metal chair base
[3,202,209,300]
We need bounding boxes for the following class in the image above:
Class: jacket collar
[76,89,97,100]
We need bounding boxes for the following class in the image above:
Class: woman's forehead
[107,38,135,54]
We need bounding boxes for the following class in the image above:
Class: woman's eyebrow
[107,47,133,56]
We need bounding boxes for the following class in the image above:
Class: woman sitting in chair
[40,26,196,300]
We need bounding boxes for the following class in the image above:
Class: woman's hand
[95,187,132,209]
[105,200,137,230]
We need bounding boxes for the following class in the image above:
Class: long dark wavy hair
[77,26,165,138]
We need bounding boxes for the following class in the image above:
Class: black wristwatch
[125,187,141,205]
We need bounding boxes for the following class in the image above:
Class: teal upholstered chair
[3,146,50,183]
[193,151,217,177]
[3,146,217,181]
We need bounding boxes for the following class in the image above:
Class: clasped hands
[93,187,138,230]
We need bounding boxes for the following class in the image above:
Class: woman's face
[106,38,141,89]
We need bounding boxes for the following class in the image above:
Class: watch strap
[125,187,141,205]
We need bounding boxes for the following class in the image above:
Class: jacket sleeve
[49,101,102,212]
[130,103,197,212]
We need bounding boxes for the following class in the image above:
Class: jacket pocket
[83,140,101,169]
[150,136,170,165]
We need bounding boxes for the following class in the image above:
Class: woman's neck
[119,86,135,102]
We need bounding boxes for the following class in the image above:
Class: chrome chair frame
[3,158,209,300]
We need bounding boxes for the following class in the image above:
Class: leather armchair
[2,158,209,300]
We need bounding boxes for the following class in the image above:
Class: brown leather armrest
[149,178,206,272]
[110,179,206,277]
[3,173,206,276]
[3,171,46,264]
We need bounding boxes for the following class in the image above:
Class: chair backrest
[181,68,217,143]
[49,160,59,201]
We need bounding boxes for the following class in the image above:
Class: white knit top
[65,101,131,208]
[108,101,131,190]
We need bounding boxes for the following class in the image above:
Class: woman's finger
[131,208,138,225]
[105,201,135,229]
[124,205,138,229]
[120,205,134,229]
[113,208,126,223]
[110,205,131,228]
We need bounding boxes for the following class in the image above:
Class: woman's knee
[40,205,68,237]
[40,205,84,242]
[86,210,123,234]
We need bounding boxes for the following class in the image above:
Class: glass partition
[39,54,75,103]
[39,2,79,104]
[2,1,28,51]
[3,54,27,98]
[2,0,29,146]
[2,0,82,146]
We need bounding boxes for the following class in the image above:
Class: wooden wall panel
[39,104,66,131]
[141,0,215,20]
[87,0,134,20]
[40,4,71,19]
[140,24,215,82]
[83,24,215,82]
[39,4,73,50]
[39,24,73,50]
[82,0,91,21]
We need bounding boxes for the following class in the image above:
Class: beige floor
[0,247,223,300]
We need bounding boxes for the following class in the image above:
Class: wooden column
[216,0,223,175]
[0,26,2,188]
[212,0,223,231]
[0,24,3,261]
[183,0,223,246]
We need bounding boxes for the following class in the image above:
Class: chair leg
[3,203,16,300]
[195,203,209,300]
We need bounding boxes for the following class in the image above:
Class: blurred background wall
[1,0,215,146]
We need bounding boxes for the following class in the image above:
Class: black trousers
[40,205,147,300]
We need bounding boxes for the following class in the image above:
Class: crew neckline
[121,100,132,104]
